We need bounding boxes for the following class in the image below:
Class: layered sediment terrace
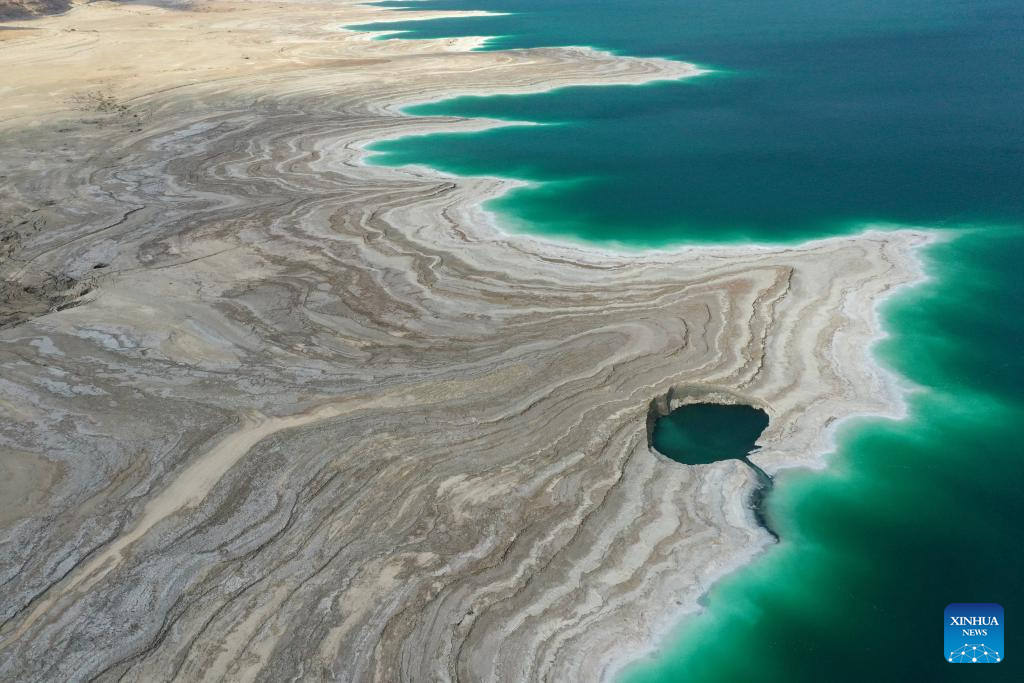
[0,1,930,680]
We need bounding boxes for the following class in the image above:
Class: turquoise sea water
[353,1,1023,679]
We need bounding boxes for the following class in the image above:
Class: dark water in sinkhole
[651,404,769,466]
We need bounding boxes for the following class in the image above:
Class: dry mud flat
[0,1,930,681]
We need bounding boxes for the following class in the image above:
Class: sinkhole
[650,402,769,466]
[648,399,776,538]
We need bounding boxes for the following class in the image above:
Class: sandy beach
[0,1,931,680]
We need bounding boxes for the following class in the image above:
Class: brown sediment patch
[0,273,95,329]
[0,1,71,22]
[0,449,65,527]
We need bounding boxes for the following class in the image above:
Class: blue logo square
[945,603,1003,663]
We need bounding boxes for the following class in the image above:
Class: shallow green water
[652,404,768,466]
[353,1,1024,678]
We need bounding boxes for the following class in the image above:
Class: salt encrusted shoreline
[0,1,933,681]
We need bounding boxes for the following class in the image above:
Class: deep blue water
[358,0,1024,244]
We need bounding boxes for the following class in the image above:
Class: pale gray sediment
[0,2,931,681]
